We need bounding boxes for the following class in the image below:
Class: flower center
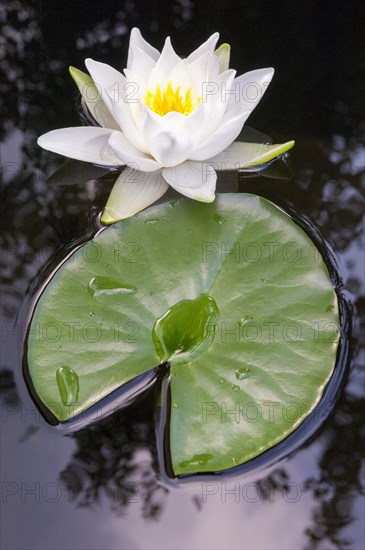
[145,81,201,117]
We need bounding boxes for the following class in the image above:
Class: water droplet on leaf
[87,276,137,297]
[144,216,166,224]
[213,214,225,224]
[179,453,213,469]
[152,294,219,363]
[235,367,251,380]
[239,315,253,327]
[56,366,79,406]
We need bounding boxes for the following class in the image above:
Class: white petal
[38,127,121,166]
[206,50,221,81]
[187,33,220,63]
[69,67,120,130]
[198,68,236,136]
[127,28,160,70]
[104,89,148,152]
[226,68,275,118]
[188,50,221,95]
[85,59,127,108]
[92,100,120,130]
[108,131,161,171]
[188,51,210,96]
[162,161,216,202]
[168,58,194,92]
[126,45,157,79]
[183,103,209,139]
[142,108,208,161]
[207,140,295,170]
[164,103,210,147]
[123,69,148,123]
[123,68,148,97]
[189,51,221,97]
[101,168,168,223]
[189,113,246,161]
[150,131,194,167]
[148,37,181,87]
[142,108,187,143]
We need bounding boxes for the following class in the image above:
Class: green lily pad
[26,194,339,475]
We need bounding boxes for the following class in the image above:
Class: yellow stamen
[145,81,201,117]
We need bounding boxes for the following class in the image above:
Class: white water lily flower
[38,28,294,223]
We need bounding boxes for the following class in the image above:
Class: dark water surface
[1,1,364,549]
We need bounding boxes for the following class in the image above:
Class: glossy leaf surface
[27,194,339,474]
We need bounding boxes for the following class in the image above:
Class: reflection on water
[59,386,168,520]
[1,1,364,549]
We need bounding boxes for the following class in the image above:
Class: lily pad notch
[25,194,341,476]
